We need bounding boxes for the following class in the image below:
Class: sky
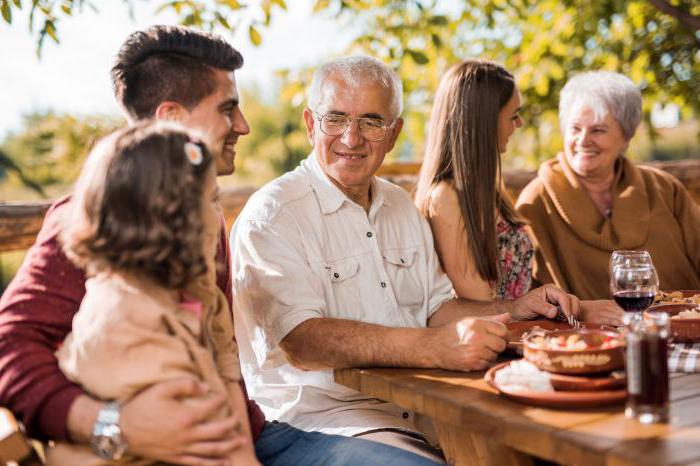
[0,0,352,137]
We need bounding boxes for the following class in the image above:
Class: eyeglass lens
[320,115,387,141]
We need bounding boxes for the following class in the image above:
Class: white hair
[559,71,642,140]
[307,56,403,120]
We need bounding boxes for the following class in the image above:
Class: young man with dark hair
[0,25,440,466]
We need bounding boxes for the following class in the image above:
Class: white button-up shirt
[231,153,454,436]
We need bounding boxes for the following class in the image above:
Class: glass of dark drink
[610,263,659,315]
[625,311,670,423]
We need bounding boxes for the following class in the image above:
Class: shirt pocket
[383,248,424,308]
[327,257,360,283]
[322,257,362,318]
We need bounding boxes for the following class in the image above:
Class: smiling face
[497,86,523,153]
[303,74,403,198]
[563,106,629,180]
[181,69,250,176]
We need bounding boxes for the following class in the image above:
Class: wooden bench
[1,159,699,255]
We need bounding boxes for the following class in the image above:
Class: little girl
[49,122,260,465]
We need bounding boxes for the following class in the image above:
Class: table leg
[433,420,534,466]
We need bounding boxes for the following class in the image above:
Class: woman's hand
[507,284,580,321]
[580,300,624,326]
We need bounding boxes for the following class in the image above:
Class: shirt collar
[303,151,390,215]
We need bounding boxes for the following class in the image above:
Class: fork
[554,305,582,330]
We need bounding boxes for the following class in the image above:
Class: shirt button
[366,232,373,238]
[333,273,340,279]
[402,412,409,419]
[381,282,387,288]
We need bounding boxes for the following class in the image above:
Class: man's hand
[430,314,508,371]
[580,300,624,326]
[507,284,580,322]
[121,379,247,466]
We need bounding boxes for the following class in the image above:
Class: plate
[506,319,612,353]
[485,361,627,409]
[546,370,626,391]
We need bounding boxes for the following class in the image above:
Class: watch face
[94,435,117,458]
[92,424,125,460]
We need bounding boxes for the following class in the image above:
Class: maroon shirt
[0,196,265,441]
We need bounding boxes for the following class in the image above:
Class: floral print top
[493,219,533,300]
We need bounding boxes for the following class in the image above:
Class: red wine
[614,291,654,312]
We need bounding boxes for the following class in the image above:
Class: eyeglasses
[313,111,395,142]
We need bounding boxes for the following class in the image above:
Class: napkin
[669,343,700,373]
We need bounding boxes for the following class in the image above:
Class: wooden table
[334,366,700,466]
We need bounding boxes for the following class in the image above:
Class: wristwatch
[90,401,128,460]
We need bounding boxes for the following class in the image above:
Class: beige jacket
[47,273,240,465]
[516,154,700,300]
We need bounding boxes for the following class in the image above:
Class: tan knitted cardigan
[516,153,700,300]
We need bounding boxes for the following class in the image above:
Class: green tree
[3,0,698,167]
[225,86,310,188]
[0,91,309,198]
[0,112,123,197]
[0,0,288,56]
[296,0,699,165]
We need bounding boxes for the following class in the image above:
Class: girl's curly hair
[63,121,214,290]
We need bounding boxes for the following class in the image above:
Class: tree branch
[648,0,700,32]
[0,150,47,198]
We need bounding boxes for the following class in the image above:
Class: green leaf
[271,0,286,10]
[428,15,447,26]
[156,1,182,14]
[249,24,262,45]
[11,0,20,7]
[220,0,241,8]
[182,13,196,25]
[215,12,230,29]
[1,1,11,23]
[406,49,429,65]
[28,0,38,33]
[313,0,329,13]
[534,73,549,96]
[431,33,441,48]
[60,3,71,15]
[45,19,58,42]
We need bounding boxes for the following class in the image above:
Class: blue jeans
[255,421,441,466]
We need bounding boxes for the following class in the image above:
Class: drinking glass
[610,263,659,314]
[609,250,653,282]
[625,311,670,424]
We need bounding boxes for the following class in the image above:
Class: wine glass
[610,262,659,314]
[609,250,653,278]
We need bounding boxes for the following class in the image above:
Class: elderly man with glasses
[230,56,578,461]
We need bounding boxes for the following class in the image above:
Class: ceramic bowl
[647,303,700,343]
[654,290,700,305]
[523,329,625,375]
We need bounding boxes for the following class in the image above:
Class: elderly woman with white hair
[516,71,700,320]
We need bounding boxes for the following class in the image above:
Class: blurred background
[1,0,699,287]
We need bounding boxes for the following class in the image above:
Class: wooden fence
[1,159,699,254]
